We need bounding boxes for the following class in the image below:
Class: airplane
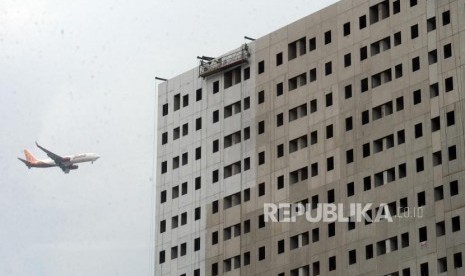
[18,142,100,173]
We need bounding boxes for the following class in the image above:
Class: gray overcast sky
[0,0,338,275]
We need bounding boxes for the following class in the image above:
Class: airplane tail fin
[24,149,38,163]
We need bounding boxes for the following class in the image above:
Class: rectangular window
[276,52,283,66]
[445,77,454,92]
[276,82,283,96]
[309,37,316,51]
[345,84,352,99]
[442,10,450,25]
[359,15,367,29]
[325,61,332,75]
[444,43,452,59]
[411,24,418,39]
[258,61,265,74]
[343,22,350,36]
[412,56,420,71]
[324,30,331,44]
[344,53,351,67]
[427,17,436,32]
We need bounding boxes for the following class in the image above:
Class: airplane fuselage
[29,153,100,168]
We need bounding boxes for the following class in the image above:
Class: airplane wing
[35,142,70,164]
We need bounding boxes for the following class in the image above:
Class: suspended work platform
[199,44,250,78]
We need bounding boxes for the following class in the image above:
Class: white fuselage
[39,153,100,166]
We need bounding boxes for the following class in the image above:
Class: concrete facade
[156,0,465,275]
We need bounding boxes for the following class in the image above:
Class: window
[454,253,463,268]
[393,0,400,14]
[258,151,265,165]
[309,68,316,82]
[416,157,424,172]
[212,231,218,245]
[277,240,285,254]
[160,220,166,233]
[366,244,373,259]
[174,94,181,111]
[325,93,333,107]
[346,149,354,163]
[434,186,444,201]
[310,131,317,145]
[328,222,335,237]
[182,94,188,107]
[211,263,218,276]
[369,0,390,24]
[309,37,316,51]
[181,152,188,165]
[431,117,440,132]
[258,61,265,74]
[327,157,334,171]
[449,145,457,161]
[288,37,306,60]
[162,103,168,116]
[344,53,351,67]
[360,46,368,60]
[420,262,428,276]
[363,143,370,157]
[277,175,284,190]
[397,130,405,144]
[429,49,438,65]
[258,90,264,104]
[212,140,219,153]
[212,170,219,183]
[194,89,202,102]
[277,144,284,158]
[412,56,420,72]
[395,64,403,78]
[413,89,421,105]
[325,61,332,75]
[159,250,165,264]
[276,82,283,96]
[345,117,353,131]
[345,84,352,99]
[417,191,426,206]
[161,161,167,174]
[258,121,265,134]
[394,31,402,46]
[361,78,368,92]
[329,256,336,271]
[258,246,265,261]
[195,176,201,190]
[442,10,450,26]
[195,207,201,220]
[258,183,265,196]
[343,22,350,36]
[359,15,367,29]
[450,180,459,196]
[244,127,250,140]
[415,123,423,138]
[213,110,219,123]
[427,17,436,32]
[312,227,319,242]
[324,30,331,44]
[326,125,333,139]
[401,232,409,248]
[196,118,202,130]
[430,83,439,98]
[243,97,250,110]
[213,81,219,94]
[445,77,453,92]
[447,111,455,126]
[212,200,218,213]
[410,0,417,6]
[362,110,369,125]
[276,52,283,66]
[243,67,250,80]
[444,43,452,59]
[347,182,354,197]
[349,250,356,265]
[182,123,188,136]
[310,99,317,113]
[410,24,418,39]
[452,216,461,232]
[161,132,168,145]
[195,147,201,160]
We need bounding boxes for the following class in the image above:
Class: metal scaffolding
[199,44,250,78]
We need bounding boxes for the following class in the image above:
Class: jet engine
[69,165,79,170]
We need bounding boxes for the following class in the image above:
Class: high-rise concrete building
[155,0,465,275]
